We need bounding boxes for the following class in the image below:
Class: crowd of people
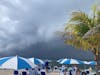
[13,60,50,75]
[13,61,97,75]
[60,65,96,75]
[13,66,46,75]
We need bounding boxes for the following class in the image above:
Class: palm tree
[64,5,100,74]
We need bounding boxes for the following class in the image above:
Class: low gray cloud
[0,0,99,54]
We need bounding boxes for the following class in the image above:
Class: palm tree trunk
[95,54,100,75]
[93,47,100,75]
[95,47,100,75]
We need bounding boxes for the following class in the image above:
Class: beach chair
[13,70,19,75]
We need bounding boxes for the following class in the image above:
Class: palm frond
[69,11,92,28]
[64,5,100,58]
[96,10,100,24]
[74,23,89,36]
[83,24,100,38]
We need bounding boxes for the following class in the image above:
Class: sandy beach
[47,72,60,75]
[0,69,60,75]
[0,69,13,75]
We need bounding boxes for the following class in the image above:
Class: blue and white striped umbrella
[59,58,84,65]
[0,56,35,70]
[83,61,97,65]
[83,61,88,64]
[88,61,97,65]
[29,58,44,65]
[57,58,64,62]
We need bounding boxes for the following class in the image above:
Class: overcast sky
[0,0,99,59]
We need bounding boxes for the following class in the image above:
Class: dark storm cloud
[0,38,94,60]
[0,0,99,59]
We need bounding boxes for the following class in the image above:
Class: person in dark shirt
[45,60,49,72]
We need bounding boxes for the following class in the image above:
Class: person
[45,60,49,73]
[26,68,29,75]
[76,68,81,75]
[41,67,46,75]
[72,65,78,75]
[64,68,68,75]
[81,72,87,75]
[33,68,38,75]
[13,70,19,75]
[22,71,27,75]
[29,69,34,75]
[69,70,72,75]
[60,65,66,75]
[38,68,41,75]
[88,67,92,75]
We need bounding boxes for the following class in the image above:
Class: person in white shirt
[72,65,78,75]
[41,68,46,75]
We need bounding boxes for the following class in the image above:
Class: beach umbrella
[88,61,97,65]
[59,58,84,65]
[29,58,44,65]
[83,61,88,64]
[57,58,64,62]
[0,56,35,70]
[83,61,97,65]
